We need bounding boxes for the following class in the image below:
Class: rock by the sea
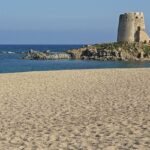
[23,42,150,61]
[23,50,71,60]
[66,42,150,61]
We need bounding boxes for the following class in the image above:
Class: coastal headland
[24,42,150,61]
[23,12,150,61]
[0,69,150,149]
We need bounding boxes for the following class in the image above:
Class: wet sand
[0,69,150,150]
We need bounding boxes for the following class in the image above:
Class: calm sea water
[0,45,150,73]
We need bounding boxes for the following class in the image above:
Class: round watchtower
[117,12,149,43]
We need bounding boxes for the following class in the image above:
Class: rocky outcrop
[23,42,150,61]
[67,48,122,61]
[66,42,150,61]
[23,50,71,60]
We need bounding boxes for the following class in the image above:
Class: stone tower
[117,12,150,43]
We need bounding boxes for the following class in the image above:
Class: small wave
[0,51,24,54]
[7,51,15,54]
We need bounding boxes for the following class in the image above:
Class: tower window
[137,26,141,31]
[136,16,138,19]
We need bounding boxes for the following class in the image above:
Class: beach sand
[0,69,150,150]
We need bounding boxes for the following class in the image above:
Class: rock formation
[66,43,150,61]
[23,42,150,61]
[117,12,150,43]
[23,50,71,60]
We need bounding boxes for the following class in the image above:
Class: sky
[0,0,150,44]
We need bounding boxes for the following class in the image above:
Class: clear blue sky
[0,0,149,44]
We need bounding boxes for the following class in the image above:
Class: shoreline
[0,67,150,75]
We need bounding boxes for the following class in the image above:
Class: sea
[0,44,150,73]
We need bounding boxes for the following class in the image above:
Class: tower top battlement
[124,12,144,16]
[120,12,144,20]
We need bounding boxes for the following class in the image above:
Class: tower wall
[117,13,135,42]
[134,12,145,31]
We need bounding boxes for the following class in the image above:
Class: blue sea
[0,45,150,73]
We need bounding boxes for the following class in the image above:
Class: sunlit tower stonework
[117,12,150,43]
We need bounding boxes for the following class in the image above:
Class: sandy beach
[0,69,150,150]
